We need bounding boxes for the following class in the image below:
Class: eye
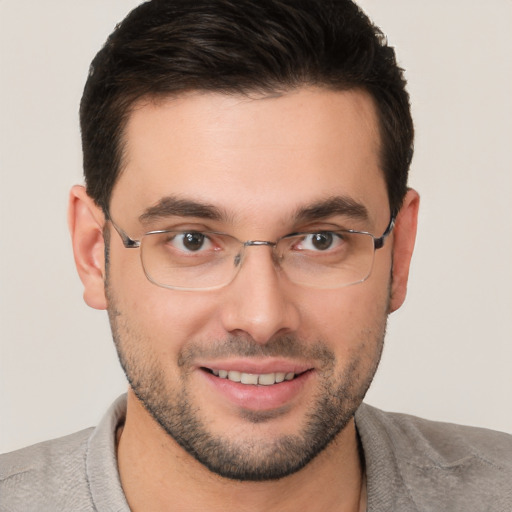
[168,232,213,252]
[295,232,344,251]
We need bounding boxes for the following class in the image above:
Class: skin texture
[69,87,419,511]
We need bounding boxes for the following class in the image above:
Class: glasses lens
[140,231,240,290]
[278,231,376,288]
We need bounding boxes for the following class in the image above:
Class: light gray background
[1,1,511,453]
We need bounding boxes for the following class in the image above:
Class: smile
[206,368,298,385]
[200,365,314,411]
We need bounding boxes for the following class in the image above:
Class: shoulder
[0,428,96,511]
[356,404,512,510]
[357,403,512,469]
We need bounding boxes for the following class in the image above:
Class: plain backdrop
[1,0,511,453]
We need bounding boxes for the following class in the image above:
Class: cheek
[296,279,390,355]
[149,292,224,344]
[108,253,225,350]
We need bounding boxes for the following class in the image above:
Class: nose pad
[233,251,243,268]
[220,244,300,344]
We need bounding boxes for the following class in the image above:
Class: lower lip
[200,369,313,412]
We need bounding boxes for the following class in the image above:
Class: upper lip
[197,358,313,375]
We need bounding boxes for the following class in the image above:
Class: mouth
[198,363,315,411]
[201,367,308,386]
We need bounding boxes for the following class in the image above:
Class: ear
[68,185,108,310]
[388,188,420,313]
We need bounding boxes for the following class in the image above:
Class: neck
[117,390,365,512]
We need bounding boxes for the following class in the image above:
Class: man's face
[105,88,393,480]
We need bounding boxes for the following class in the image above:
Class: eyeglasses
[108,216,395,291]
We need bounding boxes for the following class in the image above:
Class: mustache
[178,334,335,367]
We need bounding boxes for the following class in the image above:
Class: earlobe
[388,188,420,313]
[68,185,108,310]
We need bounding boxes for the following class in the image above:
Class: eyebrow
[139,196,224,224]
[294,196,369,224]
[138,194,369,226]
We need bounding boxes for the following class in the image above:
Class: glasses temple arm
[373,215,396,250]
[105,212,141,249]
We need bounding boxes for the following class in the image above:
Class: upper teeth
[211,369,295,385]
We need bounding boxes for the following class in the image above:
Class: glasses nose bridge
[235,239,280,268]
[243,239,277,248]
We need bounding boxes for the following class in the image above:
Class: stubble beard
[106,284,387,482]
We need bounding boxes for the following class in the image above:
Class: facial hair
[106,279,387,482]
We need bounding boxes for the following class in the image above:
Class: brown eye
[311,233,334,251]
[165,232,213,253]
[182,232,206,251]
[292,232,344,253]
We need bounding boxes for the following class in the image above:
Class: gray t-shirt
[1,395,511,511]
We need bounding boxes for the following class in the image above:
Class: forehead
[111,87,388,230]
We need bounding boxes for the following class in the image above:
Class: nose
[219,245,300,344]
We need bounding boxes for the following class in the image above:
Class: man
[1,0,511,510]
